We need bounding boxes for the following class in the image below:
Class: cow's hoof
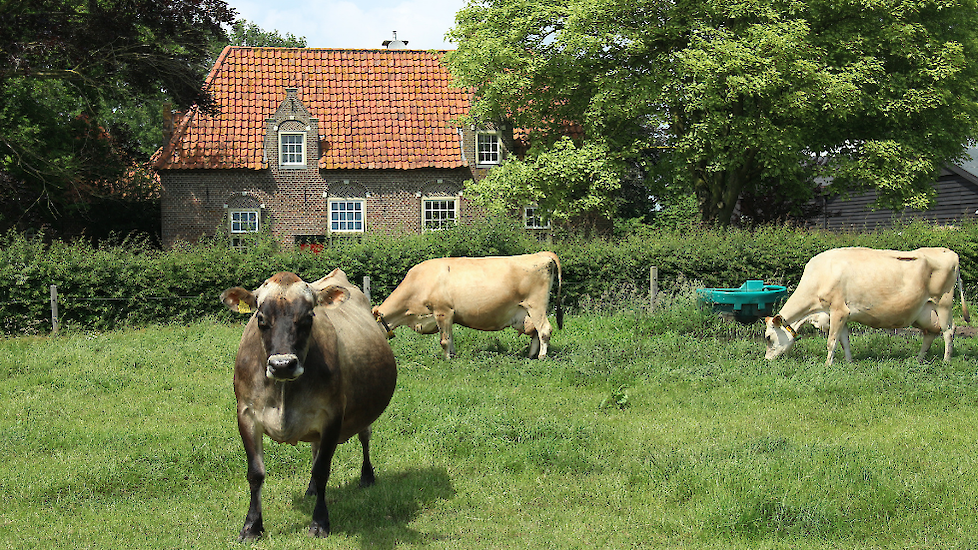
[308,521,330,538]
[238,523,263,542]
[359,473,376,488]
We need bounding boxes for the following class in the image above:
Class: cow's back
[803,246,957,297]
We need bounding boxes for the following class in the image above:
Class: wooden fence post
[50,284,59,334]
[363,275,371,303]
[649,266,658,311]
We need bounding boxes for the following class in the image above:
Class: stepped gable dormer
[265,87,320,174]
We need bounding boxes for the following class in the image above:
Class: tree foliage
[0,0,236,236]
[446,0,978,225]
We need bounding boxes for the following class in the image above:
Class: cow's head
[221,272,350,381]
[763,315,797,360]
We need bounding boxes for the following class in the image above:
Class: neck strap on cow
[376,313,392,334]
[784,323,797,339]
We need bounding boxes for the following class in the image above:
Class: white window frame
[228,208,260,251]
[523,205,551,229]
[279,132,306,167]
[477,131,500,165]
[229,209,260,234]
[422,196,458,231]
[328,199,365,233]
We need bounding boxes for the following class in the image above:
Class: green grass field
[2,291,977,549]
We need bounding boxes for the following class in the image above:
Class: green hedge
[3,219,977,334]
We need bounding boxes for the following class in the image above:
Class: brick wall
[160,166,488,248]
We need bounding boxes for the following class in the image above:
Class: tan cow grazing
[373,252,563,359]
[764,247,969,366]
[220,269,396,540]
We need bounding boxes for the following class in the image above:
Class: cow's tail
[548,251,563,330]
[958,269,970,324]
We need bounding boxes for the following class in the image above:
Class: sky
[229,0,467,50]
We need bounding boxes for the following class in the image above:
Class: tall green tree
[446,0,978,225]
[0,0,236,235]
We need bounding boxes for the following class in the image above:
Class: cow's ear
[221,287,258,314]
[318,285,350,308]
[771,314,785,328]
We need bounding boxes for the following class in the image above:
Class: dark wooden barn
[808,148,978,230]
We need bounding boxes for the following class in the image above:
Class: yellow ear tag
[238,303,252,314]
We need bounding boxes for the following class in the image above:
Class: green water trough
[696,280,788,324]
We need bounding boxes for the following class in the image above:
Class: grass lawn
[1,294,977,549]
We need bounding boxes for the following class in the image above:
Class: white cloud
[229,0,464,50]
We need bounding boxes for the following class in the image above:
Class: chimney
[382,31,408,49]
[162,102,174,143]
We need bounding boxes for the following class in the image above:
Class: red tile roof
[155,47,472,171]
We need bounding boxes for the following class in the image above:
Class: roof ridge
[223,45,455,53]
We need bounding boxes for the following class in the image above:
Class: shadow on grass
[288,466,454,547]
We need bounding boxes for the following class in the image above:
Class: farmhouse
[153,45,540,249]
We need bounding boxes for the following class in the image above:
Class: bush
[3,220,978,335]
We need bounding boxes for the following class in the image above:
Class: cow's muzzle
[266,354,304,380]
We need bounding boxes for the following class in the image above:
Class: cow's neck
[776,295,818,332]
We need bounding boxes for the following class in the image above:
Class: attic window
[279,132,306,166]
[477,132,500,165]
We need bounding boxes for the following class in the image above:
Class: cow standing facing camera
[220,269,397,540]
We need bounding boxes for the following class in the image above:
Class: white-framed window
[279,132,306,166]
[229,208,260,251]
[229,209,260,234]
[477,132,500,165]
[329,199,365,233]
[423,197,457,231]
[523,205,550,229]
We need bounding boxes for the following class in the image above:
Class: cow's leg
[839,325,853,362]
[535,316,553,359]
[434,309,456,359]
[358,427,376,487]
[918,330,940,362]
[937,299,956,362]
[523,307,553,359]
[941,323,955,361]
[527,330,541,359]
[305,441,320,496]
[825,308,850,366]
[238,416,266,541]
[308,417,342,537]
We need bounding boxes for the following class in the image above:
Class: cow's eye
[256,313,269,330]
[297,312,314,329]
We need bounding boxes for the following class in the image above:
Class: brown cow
[220,268,396,540]
[373,252,563,359]
[764,247,969,365]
